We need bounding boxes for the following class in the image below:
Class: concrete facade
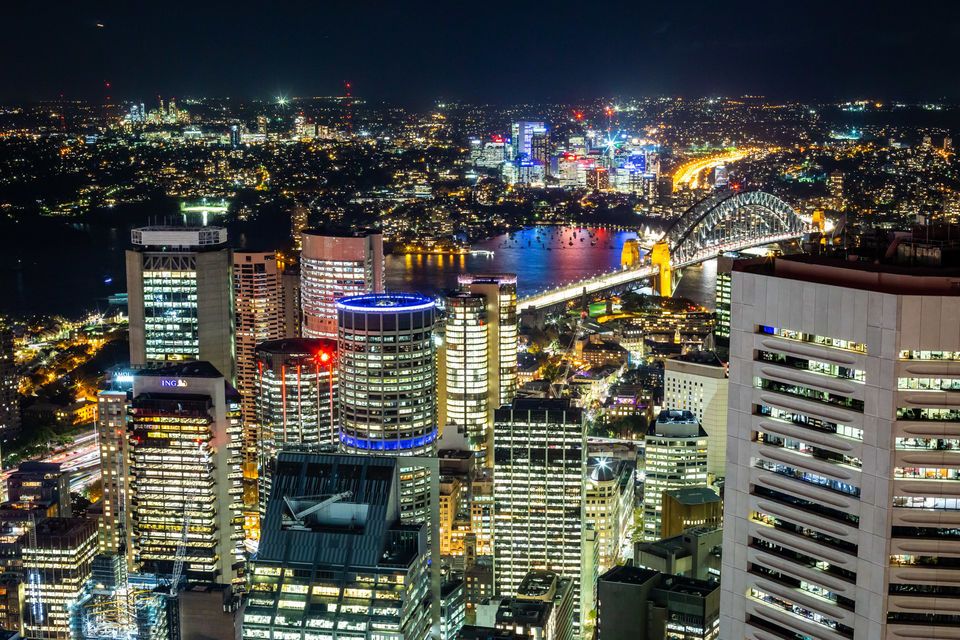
[721,256,960,640]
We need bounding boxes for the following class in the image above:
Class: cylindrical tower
[336,293,437,456]
[444,292,489,455]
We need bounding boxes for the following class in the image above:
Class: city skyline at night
[1,4,960,640]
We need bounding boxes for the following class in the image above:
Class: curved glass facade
[336,294,437,456]
[444,293,489,454]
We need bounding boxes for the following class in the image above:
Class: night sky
[5,1,960,103]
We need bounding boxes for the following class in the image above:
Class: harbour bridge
[517,189,810,323]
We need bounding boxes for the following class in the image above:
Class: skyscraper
[663,352,729,481]
[336,293,438,524]
[0,324,20,442]
[721,250,960,639]
[96,388,130,555]
[336,293,438,456]
[443,293,489,457]
[233,252,284,434]
[300,230,384,339]
[714,255,734,340]
[253,337,337,518]
[22,517,98,640]
[242,452,435,640]
[510,121,546,161]
[443,274,517,464]
[493,399,589,633]
[128,362,243,584]
[126,226,235,381]
[641,410,708,542]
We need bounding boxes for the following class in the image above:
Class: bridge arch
[651,190,808,294]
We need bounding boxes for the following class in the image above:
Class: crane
[169,509,191,596]
[282,491,352,530]
[170,441,205,596]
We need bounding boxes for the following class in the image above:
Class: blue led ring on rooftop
[335,293,436,313]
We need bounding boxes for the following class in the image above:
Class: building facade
[445,274,518,465]
[663,353,728,481]
[660,487,721,539]
[336,293,438,527]
[253,337,337,520]
[95,388,130,555]
[243,452,434,640]
[233,252,284,430]
[443,292,490,457]
[126,226,235,381]
[493,399,589,633]
[722,253,960,640]
[22,518,98,640]
[128,362,243,585]
[584,457,635,572]
[641,410,708,542]
[714,256,734,340]
[597,567,719,640]
[300,230,384,338]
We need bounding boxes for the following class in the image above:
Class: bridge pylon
[650,240,673,297]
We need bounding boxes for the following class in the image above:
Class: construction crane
[169,510,191,596]
[282,492,352,530]
[170,441,205,596]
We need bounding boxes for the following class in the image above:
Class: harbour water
[387,225,718,309]
[0,222,716,317]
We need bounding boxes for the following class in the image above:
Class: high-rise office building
[253,337,337,519]
[443,292,488,454]
[0,324,19,442]
[493,399,589,632]
[721,250,960,639]
[663,352,729,481]
[443,274,517,463]
[95,388,131,555]
[584,457,635,573]
[531,131,551,172]
[282,270,302,337]
[233,252,284,429]
[242,452,435,640]
[510,121,546,161]
[22,517,98,640]
[337,293,438,524]
[300,230,384,338]
[634,526,723,581]
[126,226,235,381]
[336,293,437,455]
[714,255,734,339]
[128,362,243,584]
[641,410,708,542]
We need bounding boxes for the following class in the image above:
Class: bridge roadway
[516,230,800,313]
